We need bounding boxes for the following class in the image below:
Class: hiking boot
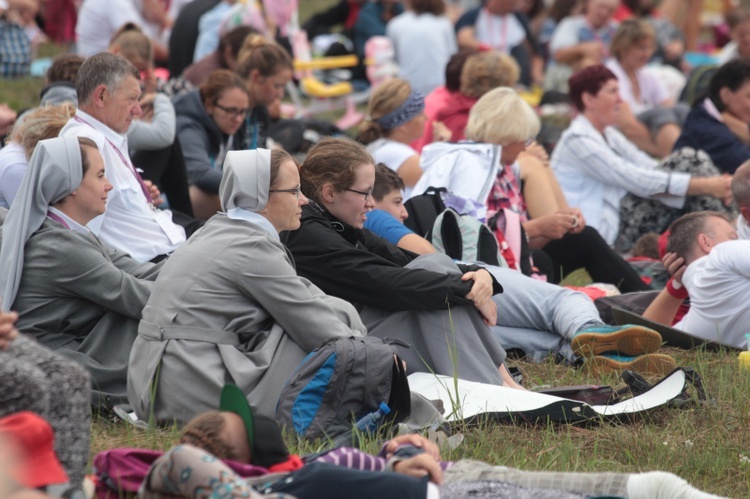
[572,324,662,357]
[585,353,677,377]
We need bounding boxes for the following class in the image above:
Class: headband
[373,89,425,130]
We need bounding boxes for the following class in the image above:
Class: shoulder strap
[404,186,447,238]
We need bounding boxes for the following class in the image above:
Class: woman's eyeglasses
[214,103,250,118]
[345,187,373,201]
[269,184,302,199]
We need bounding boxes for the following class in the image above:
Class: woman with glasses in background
[173,69,250,219]
[128,148,368,423]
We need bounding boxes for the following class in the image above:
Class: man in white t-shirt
[643,211,750,349]
[60,52,186,262]
[731,160,750,239]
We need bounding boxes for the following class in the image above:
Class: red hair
[568,64,617,111]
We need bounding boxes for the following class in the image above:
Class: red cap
[0,412,68,488]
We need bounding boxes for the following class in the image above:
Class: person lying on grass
[140,384,722,499]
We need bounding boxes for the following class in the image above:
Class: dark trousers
[541,226,650,293]
[264,462,428,499]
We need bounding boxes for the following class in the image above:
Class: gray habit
[0,219,159,404]
[127,215,367,423]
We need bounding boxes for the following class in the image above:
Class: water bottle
[354,402,391,434]
[740,334,750,370]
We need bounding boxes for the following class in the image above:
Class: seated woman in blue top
[174,69,250,220]
[674,59,750,174]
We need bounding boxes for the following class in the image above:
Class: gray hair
[464,87,540,146]
[731,160,750,209]
[76,52,140,105]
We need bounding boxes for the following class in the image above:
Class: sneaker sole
[571,326,663,357]
[585,353,677,377]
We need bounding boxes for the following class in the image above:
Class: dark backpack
[403,186,447,239]
[679,65,717,106]
[275,336,411,441]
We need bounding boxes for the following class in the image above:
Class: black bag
[275,336,411,441]
[403,186,447,239]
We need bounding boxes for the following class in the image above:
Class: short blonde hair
[464,87,540,145]
[9,103,77,158]
[460,51,520,99]
[610,18,655,60]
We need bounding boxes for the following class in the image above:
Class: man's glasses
[214,103,250,118]
[269,184,302,199]
[345,187,373,201]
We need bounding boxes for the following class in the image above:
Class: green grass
[92,347,750,497]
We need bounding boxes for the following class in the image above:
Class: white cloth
[193,1,233,62]
[0,142,27,209]
[474,8,525,54]
[550,114,689,245]
[412,141,502,221]
[47,206,89,235]
[716,41,739,65]
[386,11,457,95]
[226,207,278,241]
[76,0,158,56]
[737,215,750,240]
[367,138,420,198]
[674,240,750,349]
[605,58,671,115]
[60,110,186,262]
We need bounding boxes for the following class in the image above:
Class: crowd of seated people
[3,0,750,496]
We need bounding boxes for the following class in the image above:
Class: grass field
[93,346,750,497]
[4,2,750,497]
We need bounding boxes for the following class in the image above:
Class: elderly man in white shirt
[60,52,186,262]
[643,211,750,349]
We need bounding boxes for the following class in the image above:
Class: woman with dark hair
[552,64,732,252]
[173,69,250,219]
[128,149,367,422]
[234,34,294,151]
[182,25,257,88]
[674,59,750,174]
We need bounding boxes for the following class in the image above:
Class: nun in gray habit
[127,148,366,423]
[0,136,161,406]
